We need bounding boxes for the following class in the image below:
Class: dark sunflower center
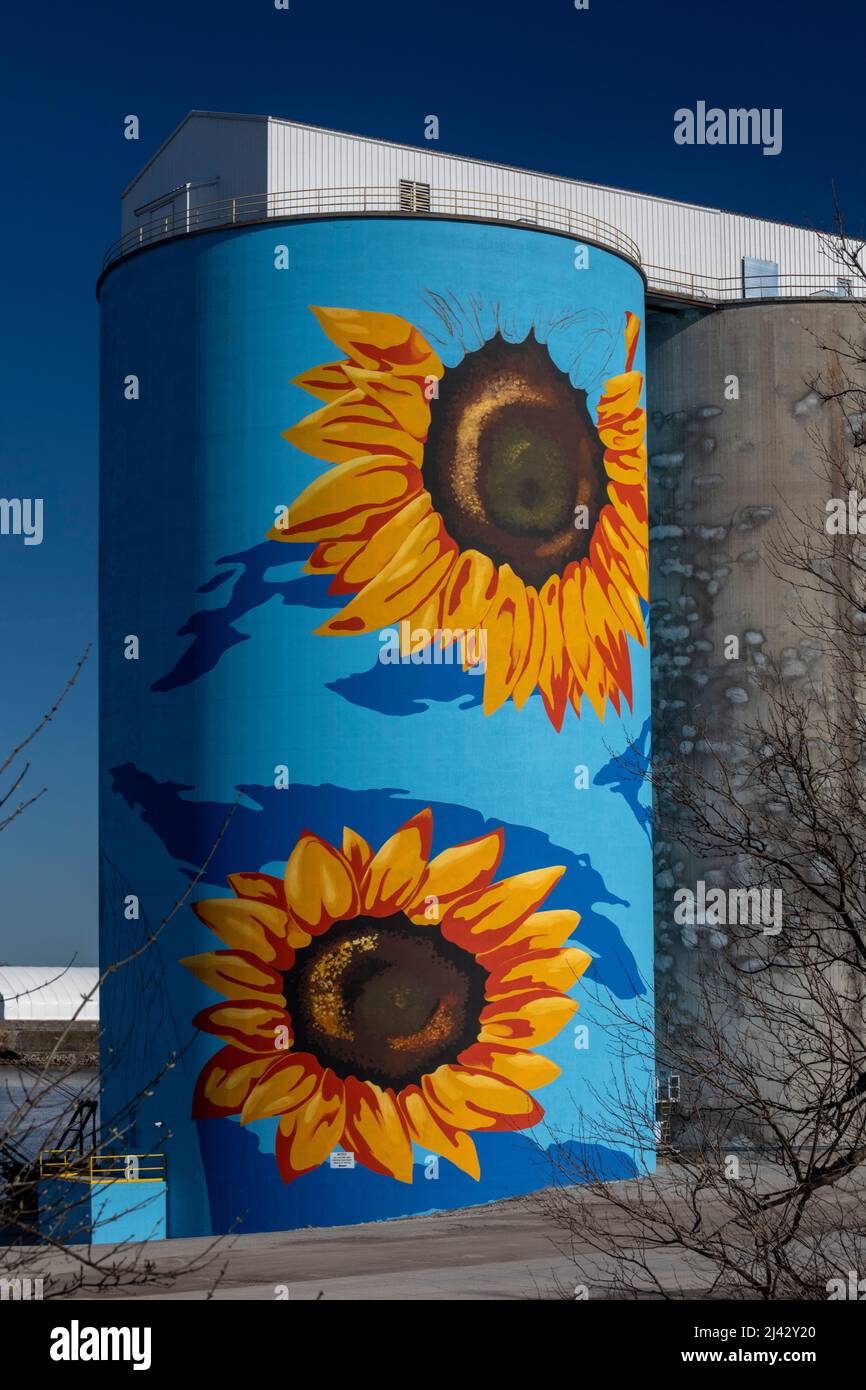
[424,334,606,586]
[284,914,488,1089]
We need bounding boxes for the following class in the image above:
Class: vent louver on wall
[398,179,432,212]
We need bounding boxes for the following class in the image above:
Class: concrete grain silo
[97,112,863,1238]
[98,114,655,1238]
[647,300,865,1032]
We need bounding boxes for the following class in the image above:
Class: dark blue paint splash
[594,715,652,842]
[198,1118,637,1234]
[327,654,484,716]
[109,766,645,1000]
[151,541,333,693]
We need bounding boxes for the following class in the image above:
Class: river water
[0,1069,98,1158]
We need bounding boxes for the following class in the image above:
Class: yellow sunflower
[269,305,648,728]
[183,809,591,1184]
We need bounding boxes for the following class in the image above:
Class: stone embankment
[0,1021,98,1068]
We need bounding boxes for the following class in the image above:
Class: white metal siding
[118,112,846,294]
[121,113,269,238]
[267,119,844,290]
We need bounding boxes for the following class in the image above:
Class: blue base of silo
[38,1179,167,1245]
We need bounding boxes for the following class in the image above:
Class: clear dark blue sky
[1,0,862,964]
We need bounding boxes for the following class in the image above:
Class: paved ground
[16,1167,865,1301]
[14,1177,716,1301]
[24,1196,574,1301]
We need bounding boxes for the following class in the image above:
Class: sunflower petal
[406,828,504,921]
[560,563,591,681]
[624,310,641,370]
[336,492,433,591]
[284,390,423,467]
[192,999,291,1053]
[537,576,570,731]
[483,564,532,715]
[192,1046,277,1119]
[457,1042,562,1090]
[480,989,579,1046]
[180,949,287,1002]
[421,1065,543,1132]
[596,402,646,456]
[310,306,444,380]
[596,373,644,435]
[192,896,297,966]
[602,494,649,600]
[484,946,593,998]
[342,364,431,439]
[269,455,421,543]
[477,908,582,963]
[561,564,608,721]
[512,585,545,710]
[603,442,647,490]
[318,512,456,635]
[399,1086,480,1179]
[240,1053,322,1124]
[274,1069,346,1181]
[401,579,446,654]
[226,872,285,908]
[361,809,433,914]
[291,360,353,403]
[303,538,364,579]
[591,519,647,645]
[439,549,498,649]
[602,669,622,718]
[342,825,373,882]
[440,865,565,954]
[342,1077,413,1182]
[284,832,358,935]
[582,562,633,712]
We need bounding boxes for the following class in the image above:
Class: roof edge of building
[121,110,840,245]
[120,110,270,199]
[264,114,835,241]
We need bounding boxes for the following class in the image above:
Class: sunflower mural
[269,305,648,728]
[183,809,591,1184]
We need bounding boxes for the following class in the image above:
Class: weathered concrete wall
[0,1020,98,1067]
[646,300,864,1027]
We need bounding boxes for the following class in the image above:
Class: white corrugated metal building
[0,967,99,1022]
[110,110,854,302]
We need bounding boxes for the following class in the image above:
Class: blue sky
[1,0,863,964]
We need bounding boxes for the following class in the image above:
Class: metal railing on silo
[643,263,866,303]
[101,188,864,305]
[101,185,643,274]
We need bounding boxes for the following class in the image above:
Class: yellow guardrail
[39,1150,166,1184]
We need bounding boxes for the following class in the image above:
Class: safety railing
[100,185,863,306]
[101,185,643,272]
[643,263,865,303]
[39,1150,166,1184]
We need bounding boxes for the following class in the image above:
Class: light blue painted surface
[37,1180,167,1244]
[99,217,654,1236]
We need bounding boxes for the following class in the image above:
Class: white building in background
[107,109,855,302]
[0,967,99,1022]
